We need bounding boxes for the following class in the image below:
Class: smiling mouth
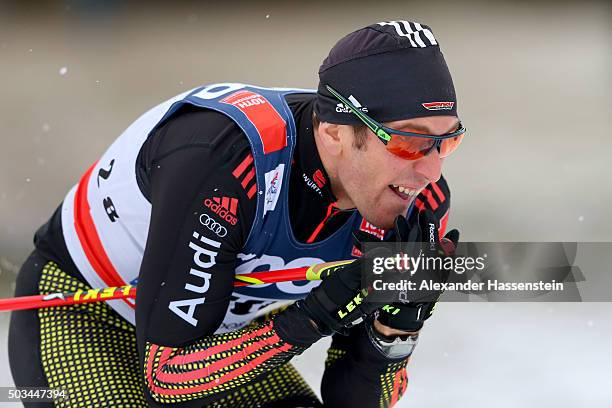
[389,184,419,200]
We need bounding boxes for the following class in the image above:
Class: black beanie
[315,20,457,125]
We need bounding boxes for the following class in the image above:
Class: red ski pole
[0,259,354,312]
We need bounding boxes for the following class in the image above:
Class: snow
[292,303,612,407]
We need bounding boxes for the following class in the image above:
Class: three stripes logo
[232,153,257,199]
[415,180,449,235]
[414,180,446,213]
[336,94,368,114]
[204,196,239,226]
[377,20,438,48]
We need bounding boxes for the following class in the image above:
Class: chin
[365,203,412,229]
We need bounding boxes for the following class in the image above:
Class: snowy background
[1,0,611,406]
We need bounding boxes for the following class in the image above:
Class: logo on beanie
[422,102,454,111]
[336,95,368,114]
[377,21,438,48]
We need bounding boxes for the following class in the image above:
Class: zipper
[306,201,339,244]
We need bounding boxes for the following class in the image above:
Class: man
[9,20,463,407]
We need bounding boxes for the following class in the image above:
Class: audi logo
[199,213,227,237]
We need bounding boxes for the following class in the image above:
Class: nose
[413,148,443,182]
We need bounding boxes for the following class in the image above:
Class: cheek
[389,156,416,179]
[335,151,370,203]
[344,150,390,201]
[371,153,413,186]
[349,149,379,185]
[341,156,367,194]
[367,138,412,180]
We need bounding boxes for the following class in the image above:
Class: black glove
[376,209,459,332]
[296,256,378,335]
[281,214,419,339]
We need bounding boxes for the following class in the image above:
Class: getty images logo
[336,95,368,113]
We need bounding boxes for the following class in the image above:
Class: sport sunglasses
[325,84,465,160]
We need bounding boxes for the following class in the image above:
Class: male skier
[9,20,464,407]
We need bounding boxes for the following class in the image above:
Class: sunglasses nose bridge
[434,139,443,154]
[421,139,441,157]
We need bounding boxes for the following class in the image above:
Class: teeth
[391,184,417,197]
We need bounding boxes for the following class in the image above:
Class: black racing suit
[9,93,451,407]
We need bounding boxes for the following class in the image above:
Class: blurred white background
[1,1,611,406]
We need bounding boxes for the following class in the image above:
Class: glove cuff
[274,302,328,346]
[376,303,434,332]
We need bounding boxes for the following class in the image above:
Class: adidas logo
[336,95,368,113]
[204,196,238,226]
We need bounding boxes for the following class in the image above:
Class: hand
[376,209,459,333]
[296,257,379,335]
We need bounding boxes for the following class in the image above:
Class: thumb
[440,229,460,255]
[444,229,460,246]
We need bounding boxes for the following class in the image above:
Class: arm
[321,324,411,408]
[135,110,321,407]
[321,176,454,407]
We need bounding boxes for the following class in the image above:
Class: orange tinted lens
[439,134,464,158]
[386,135,435,160]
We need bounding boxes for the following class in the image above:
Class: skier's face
[334,115,458,229]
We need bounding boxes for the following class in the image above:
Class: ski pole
[0,259,354,312]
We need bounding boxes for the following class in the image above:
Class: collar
[287,94,337,205]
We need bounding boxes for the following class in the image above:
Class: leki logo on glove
[422,101,454,111]
[380,304,401,315]
[204,196,239,226]
[336,288,369,319]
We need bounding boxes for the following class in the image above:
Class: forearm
[143,316,312,405]
[321,323,411,408]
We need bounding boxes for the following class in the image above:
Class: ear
[316,122,343,156]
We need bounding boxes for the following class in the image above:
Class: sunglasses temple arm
[325,85,388,138]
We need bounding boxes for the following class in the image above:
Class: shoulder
[149,105,250,158]
[136,105,255,203]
